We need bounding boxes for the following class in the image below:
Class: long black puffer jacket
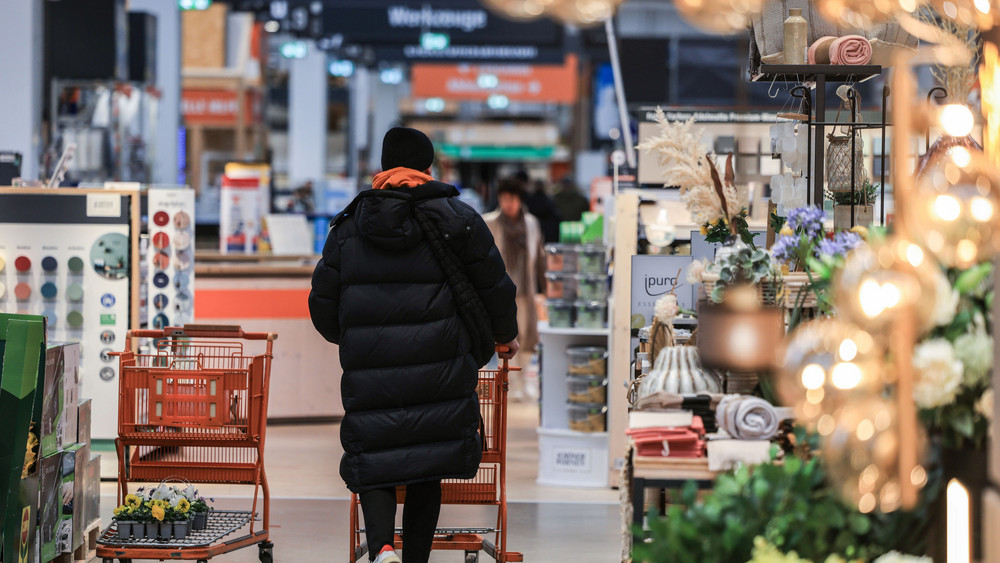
[308,181,518,493]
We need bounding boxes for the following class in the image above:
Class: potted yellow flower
[172,496,193,539]
[150,499,170,539]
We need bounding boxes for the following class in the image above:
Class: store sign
[631,255,694,329]
[181,89,259,126]
[552,448,591,472]
[322,0,561,46]
[411,55,578,103]
[642,109,788,124]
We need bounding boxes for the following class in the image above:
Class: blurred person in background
[552,176,590,222]
[524,178,560,243]
[483,177,545,400]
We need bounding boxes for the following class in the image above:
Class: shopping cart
[96,324,277,563]
[349,349,524,563]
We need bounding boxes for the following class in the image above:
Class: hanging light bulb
[673,0,765,34]
[817,0,924,28]
[834,237,940,333]
[903,147,1000,268]
[821,396,928,513]
[545,0,623,26]
[775,318,883,424]
[479,0,553,21]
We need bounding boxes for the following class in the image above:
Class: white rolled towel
[717,395,780,440]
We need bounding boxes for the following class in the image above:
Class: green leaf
[805,257,831,279]
[951,409,975,438]
[848,513,871,535]
[954,263,993,294]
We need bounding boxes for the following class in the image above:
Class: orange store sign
[411,55,577,103]
[182,89,259,125]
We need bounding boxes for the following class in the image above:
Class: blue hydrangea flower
[770,235,798,265]
[786,206,825,237]
[814,231,862,258]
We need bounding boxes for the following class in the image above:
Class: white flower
[654,294,679,322]
[976,389,994,422]
[928,268,960,329]
[183,486,197,500]
[873,551,932,563]
[912,339,964,409]
[687,259,708,284]
[953,330,993,387]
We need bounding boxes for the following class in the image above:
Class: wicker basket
[826,131,868,194]
[700,271,817,309]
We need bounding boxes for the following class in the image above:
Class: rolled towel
[717,395,780,440]
[830,35,872,65]
[808,36,837,64]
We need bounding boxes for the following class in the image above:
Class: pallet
[73,522,101,562]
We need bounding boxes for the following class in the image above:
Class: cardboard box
[60,444,87,554]
[39,344,80,457]
[38,454,60,562]
[83,454,101,532]
[76,399,91,446]
[1,473,39,563]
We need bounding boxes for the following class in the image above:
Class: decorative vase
[115,521,134,541]
[783,8,808,64]
[158,521,173,540]
[927,446,989,561]
[833,204,874,229]
[173,520,191,540]
[192,511,208,531]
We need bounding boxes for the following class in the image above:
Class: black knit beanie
[380,127,435,172]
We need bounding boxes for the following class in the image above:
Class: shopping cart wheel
[259,540,274,563]
[464,551,479,563]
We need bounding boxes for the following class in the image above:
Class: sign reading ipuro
[631,255,694,329]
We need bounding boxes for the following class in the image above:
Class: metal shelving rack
[751,64,890,224]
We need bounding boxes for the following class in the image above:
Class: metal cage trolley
[96,324,277,563]
[349,349,524,563]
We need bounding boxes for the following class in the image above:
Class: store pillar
[130,0,181,186]
[0,0,43,181]
[288,40,327,199]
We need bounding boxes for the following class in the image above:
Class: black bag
[411,205,496,367]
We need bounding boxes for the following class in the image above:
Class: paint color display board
[0,189,140,439]
[630,255,694,329]
[147,187,196,328]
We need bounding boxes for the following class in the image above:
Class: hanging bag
[826,89,868,194]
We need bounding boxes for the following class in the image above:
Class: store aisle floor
[95,403,622,561]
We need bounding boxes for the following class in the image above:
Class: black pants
[359,480,442,563]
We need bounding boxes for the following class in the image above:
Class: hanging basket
[700,272,817,310]
[826,131,868,193]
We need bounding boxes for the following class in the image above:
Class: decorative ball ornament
[673,0,765,35]
[903,146,1000,269]
[820,396,927,513]
[833,238,940,334]
[817,0,923,27]
[774,318,883,424]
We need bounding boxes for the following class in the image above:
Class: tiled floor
[95,403,624,561]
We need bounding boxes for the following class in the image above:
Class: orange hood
[372,167,434,190]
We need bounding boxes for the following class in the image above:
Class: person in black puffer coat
[309,127,519,563]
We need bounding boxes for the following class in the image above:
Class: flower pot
[173,520,190,540]
[158,521,173,540]
[115,521,134,541]
[833,204,873,229]
[137,522,152,539]
[192,511,208,531]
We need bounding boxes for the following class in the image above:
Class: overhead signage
[321,0,562,47]
[411,55,578,103]
[640,108,789,124]
[181,89,260,126]
[368,44,566,64]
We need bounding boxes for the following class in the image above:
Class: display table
[194,253,343,420]
[629,451,718,527]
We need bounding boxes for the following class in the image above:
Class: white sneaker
[373,548,401,563]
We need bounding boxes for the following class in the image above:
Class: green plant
[710,245,781,303]
[704,210,758,248]
[832,182,879,206]
[633,429,939,563]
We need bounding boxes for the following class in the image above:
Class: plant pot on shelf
[158,521,173,540]
[833,204,874,229]
[138,522,154,539]
[192,511,208,531]
[173,520,191,540]
[115,521,135,541]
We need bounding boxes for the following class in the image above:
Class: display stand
[537,323,611,487]
[0,187,141,439]
[751,64,888,222]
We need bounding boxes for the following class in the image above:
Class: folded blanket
[717,395,779,440]
[830,35,872,65]
[808,36,837,64]
[707,439,772,471]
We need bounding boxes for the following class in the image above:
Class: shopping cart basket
[349,349,523,563]
[96,324,276,563]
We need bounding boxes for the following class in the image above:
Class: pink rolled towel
[808,36,837,64]
[829,35,872,65]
